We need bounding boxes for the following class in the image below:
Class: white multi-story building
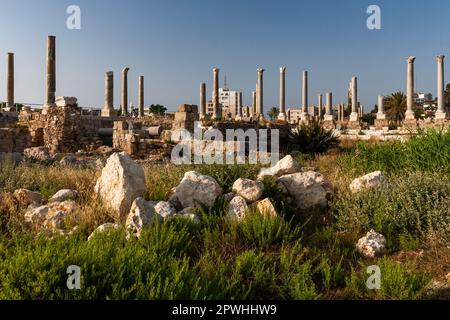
[206,87,242,118]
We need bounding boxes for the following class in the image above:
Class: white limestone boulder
[24,200,78,231]
[153,201,177,219]
[356,230,387,258]
[232,178,264,203]
[94,152,147,219]
[48,189,79,203]
[88,223,121,241]
[258,155,301,178]
[171,171,222,209]
[349,171,387,194]
[278,171,327,210]
[13,189,43,207]
[126,197,163,239]
[255,198,278,218]
[228,196,248,220]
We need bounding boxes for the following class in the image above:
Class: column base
[349,112,359,122]
[404,110,415,120]
[101,108,116,117]
[435,111,447,120]
[323,114,334,122]
[376,113,386,120]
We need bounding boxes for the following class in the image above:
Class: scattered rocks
[13,189,43,207]
[228,196,248,220]
[255,198,278,218]
[94,152,147,218]
[356,230,386,258]
[278,171,327,210]
[153,201,177,219]
[171,171,222,209]
[349,171,386,194]
[48,189,78,203]
[88,223,121,241]
[126,197,163,239]
[23,147,53,162]
[222,192,236,202]
[232,178,264,203]
[24,200,78,231]
[258,155,301,178]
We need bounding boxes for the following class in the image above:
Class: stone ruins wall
[0,127,31,153]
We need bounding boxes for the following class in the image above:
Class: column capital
[213,68,220,73]
[106,71,113,77]
[122,67,130,74]
[407,56,416,63]
[280,66,286,73]
[257,68,265,74]
[436,55,445,62]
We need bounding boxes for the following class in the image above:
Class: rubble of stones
[1,151,388,259]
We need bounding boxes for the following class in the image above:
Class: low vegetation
[0,129,448,300]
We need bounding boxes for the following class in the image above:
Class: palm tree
[267,107,279,121]
[385,91,407,124]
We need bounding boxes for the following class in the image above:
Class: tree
[149,104,167,116]
[385,91,407,124]
[267,107,279,121]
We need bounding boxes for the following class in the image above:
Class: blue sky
[0,0,449,112]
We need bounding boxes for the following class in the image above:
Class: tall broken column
[138,76,144,118]
[301,71,309,121]
[377,95,385,119]
[278,66,286,121]
[200,82,206,119]
[349,76,359,122]
[405,56,416,120]
[212,68,220,119]
[436,55,446,119]
[6,53,14,111]
[101,71,115,117]
[43,35,56,114]
[121,67,130,116]
[252,91,256,116]
[257,68,264,117]
[324,92,333,121]
[317,94,323,119]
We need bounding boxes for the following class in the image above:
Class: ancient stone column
[101,71,115,117]
[301,71,309,120]
[213,68,220,119]
[317,94,323,119]
[200,82,206,119]
[121,67,130,116]
[43,35,56,113]
[6,53,14,110]
[257,68,264,117]
[350,76,358,121]
[377,95,386,120]
[238,91,243,117]
[405,56,416,120]
[252,91,256,116]
[138,76,144,118]
[278,66,286,120]
[324,92,333,121]
[436,55,446,119]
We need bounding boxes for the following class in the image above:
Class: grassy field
[0,130,449,300]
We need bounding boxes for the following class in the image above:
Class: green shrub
[333,171,450,247]
[345,258,430,300]
[339,129,450,175]
[288,119,340,155]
